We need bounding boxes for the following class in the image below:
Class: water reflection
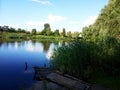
[0,39,70,90]
[0,40,50,89]
[0,40,25,49]
[25,62,28,71]
[15,42,18,49]
[41,40,51,52]
[25,42,43,52]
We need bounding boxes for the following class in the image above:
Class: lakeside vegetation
[0,23,81,40]
[52,0,120,90]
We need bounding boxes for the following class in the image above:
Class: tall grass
[52,38,120,89]
[52,40,96,80]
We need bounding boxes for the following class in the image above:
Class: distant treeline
[0,23,81,39]
[0,26,29,33]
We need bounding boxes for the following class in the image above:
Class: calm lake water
[0,40,66,90]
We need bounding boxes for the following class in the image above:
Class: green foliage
[52,40,97,80]
[0,24,82,40]
[52,37,120,82]
[66,31,72,38]
[52,1,120,89]
[17,28,26,33]
[61,28,66,37]
[31,29,36,35]
[81,0,120,77]
[53,29,60,36]
[72,32,80,39]
[41,23,52,36]
[36,31,41,35]
[0,32,28,39]
[44,23,50,29]
[82,0,120,42]
[46,29,52,36]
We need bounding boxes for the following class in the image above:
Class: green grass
[0,32,73,41]
[1,32,28,39]
[31,35,71,40]
[52,40,120,90]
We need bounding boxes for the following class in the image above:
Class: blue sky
[0,0,108,32]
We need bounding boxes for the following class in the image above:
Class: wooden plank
[33,66,56,80]
[33,66,50,71]
[46,73,90,90]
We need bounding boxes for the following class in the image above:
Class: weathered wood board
[46,73,90,90]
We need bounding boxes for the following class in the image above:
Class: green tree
[44,23,50,29]
[0,26,3,32]
[41,23,52,36]
[17,28,22,33]
[72,32,80,39]
[9,27,16,32]
[31,29,36,35]
[82,0,120,42]
[46,29,52,36]
[67,31,72,38]
[61,28,66,37]
[54,29,60,36]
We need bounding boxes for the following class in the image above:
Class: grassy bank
[51,40,120,90]
[0,32,73,41]
[31,35,72,41]
[0,32,29,39]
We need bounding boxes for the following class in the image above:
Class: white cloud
[26,45,34,52]
[26,14,67,27]
[31,0,52,5]
[26,44,43,52]
[82,15,98,27]
[26,21,44,26]
[46,14,67,24]
[46,50,53,59]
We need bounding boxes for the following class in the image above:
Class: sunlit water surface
[0,40,65,90]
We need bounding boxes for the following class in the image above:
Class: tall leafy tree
[61,28,66,37]
[82,0,120,41]
[31,29,36,35]
[54,29,60,36]
[8,27,16,32]
[41,23,52,36]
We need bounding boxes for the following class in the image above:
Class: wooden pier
[33,66,56,80]
[33,66,110,90]
[33,66,91,90]
[46,73,91,90]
